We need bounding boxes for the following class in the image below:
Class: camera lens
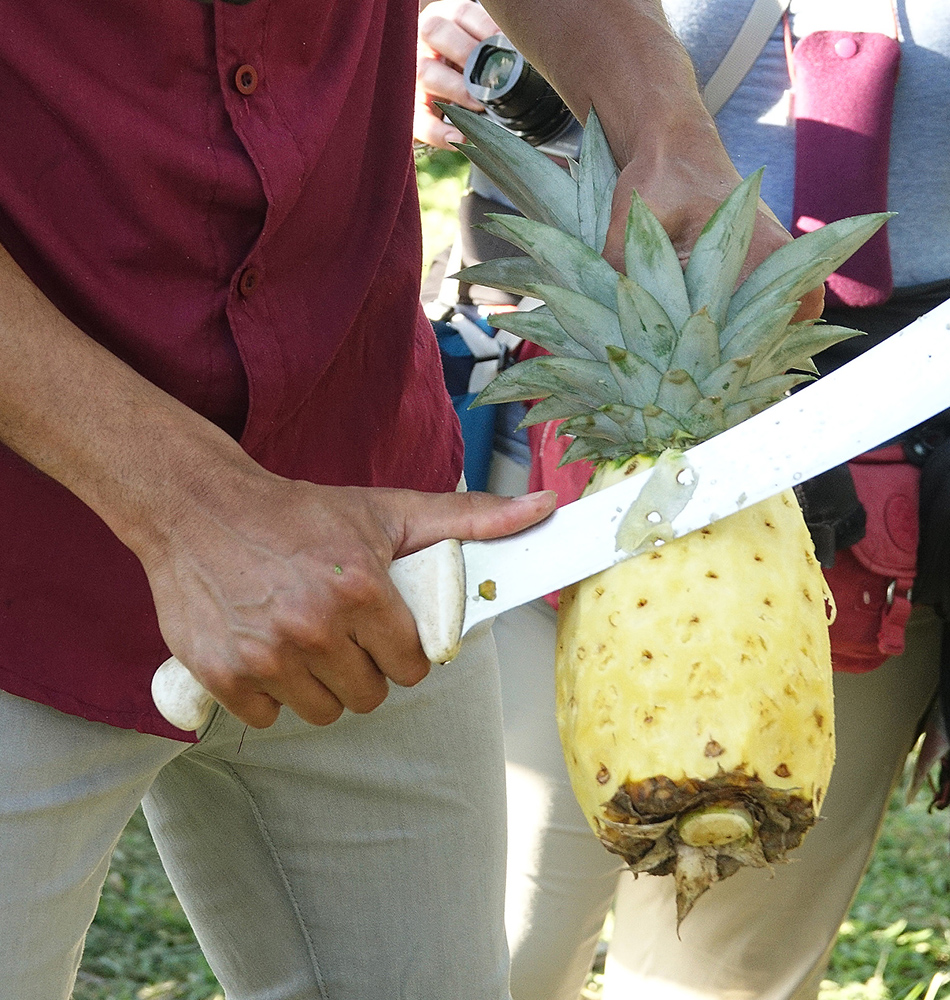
[464,34,575,147]
[475,47,518,91]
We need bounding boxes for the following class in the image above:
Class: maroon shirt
[0,0,462,739]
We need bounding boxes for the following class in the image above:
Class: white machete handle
[151,539,467,731]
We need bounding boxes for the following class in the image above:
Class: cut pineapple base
[556,459,835,922]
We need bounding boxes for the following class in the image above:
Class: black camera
[463,34,583,158]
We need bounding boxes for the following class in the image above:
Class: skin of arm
[0,242,555,728]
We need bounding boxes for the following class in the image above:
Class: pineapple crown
[440,103,889,466]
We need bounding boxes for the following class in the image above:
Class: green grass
[75,809,221,1000]
[76,154,950,999]
[416,146,470,270]
[819,776,950,1000]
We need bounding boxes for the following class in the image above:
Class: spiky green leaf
[587,405,650,455]
[750,324,864,380]
[616,274,676,369]
[525,283,623,360]
[480,214,620,309]
[473,356,620,408]
[606,345,663,408]
[669,309,721,381]
[624,189,692,331]
[454,257,550,300]
[698,357,754,404]
[486,306,597,360]
[719,262,837,350]
[723,397,786,425]
[440,104,581,236]
[576,109,619,253]
[737,373,812,402]
[559,435,631,466]
[517,395,598,427]
[727,213,892,321]
[685,395,727,439]
[720,375,816,426]
[684,169,762,326]
[642,404,693,449]
[615,275,678,362]
[560,410,632,444]
[718,300,800,364]
[599,402,647,432]
[654,369,703,421]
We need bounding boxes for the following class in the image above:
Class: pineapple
[440,103,888,922]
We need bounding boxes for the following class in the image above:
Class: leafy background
[74,149,950,1000]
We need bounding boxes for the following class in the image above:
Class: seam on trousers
[221,759,331,1000]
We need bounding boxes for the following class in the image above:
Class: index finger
[419,1,499,71]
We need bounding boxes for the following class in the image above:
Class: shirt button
[238,266,261,297]
[234,64,259,95]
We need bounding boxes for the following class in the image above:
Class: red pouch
[825,445,919,672]
[790,30,901,308]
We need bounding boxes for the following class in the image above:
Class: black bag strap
[913,433,950,612]
[794,464,867,568]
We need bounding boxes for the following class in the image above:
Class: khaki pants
[495,599,941,1000]
[0,626,511,1000]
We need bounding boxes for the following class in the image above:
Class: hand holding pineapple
[440,101,887,922]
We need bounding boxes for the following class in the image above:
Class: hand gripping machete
[153,299,950,731]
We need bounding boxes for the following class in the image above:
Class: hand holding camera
[415,0,500,149]
[415,0,581,157]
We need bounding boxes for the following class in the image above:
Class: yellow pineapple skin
[555,462,836,884]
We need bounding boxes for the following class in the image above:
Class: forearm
[479,0,722,170]
[0,242,261,563]
[475,0,821,314]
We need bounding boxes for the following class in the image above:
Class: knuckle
[231,636,282,682]
[416,60,439,89]
[389,657,431,689]
[194,658,280,728]
[188,645,250,697]
[242,701,281,729]
[331,562,385,610]
[274,606,326,647]
[299,700,345,727]
[347,681,389,715]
